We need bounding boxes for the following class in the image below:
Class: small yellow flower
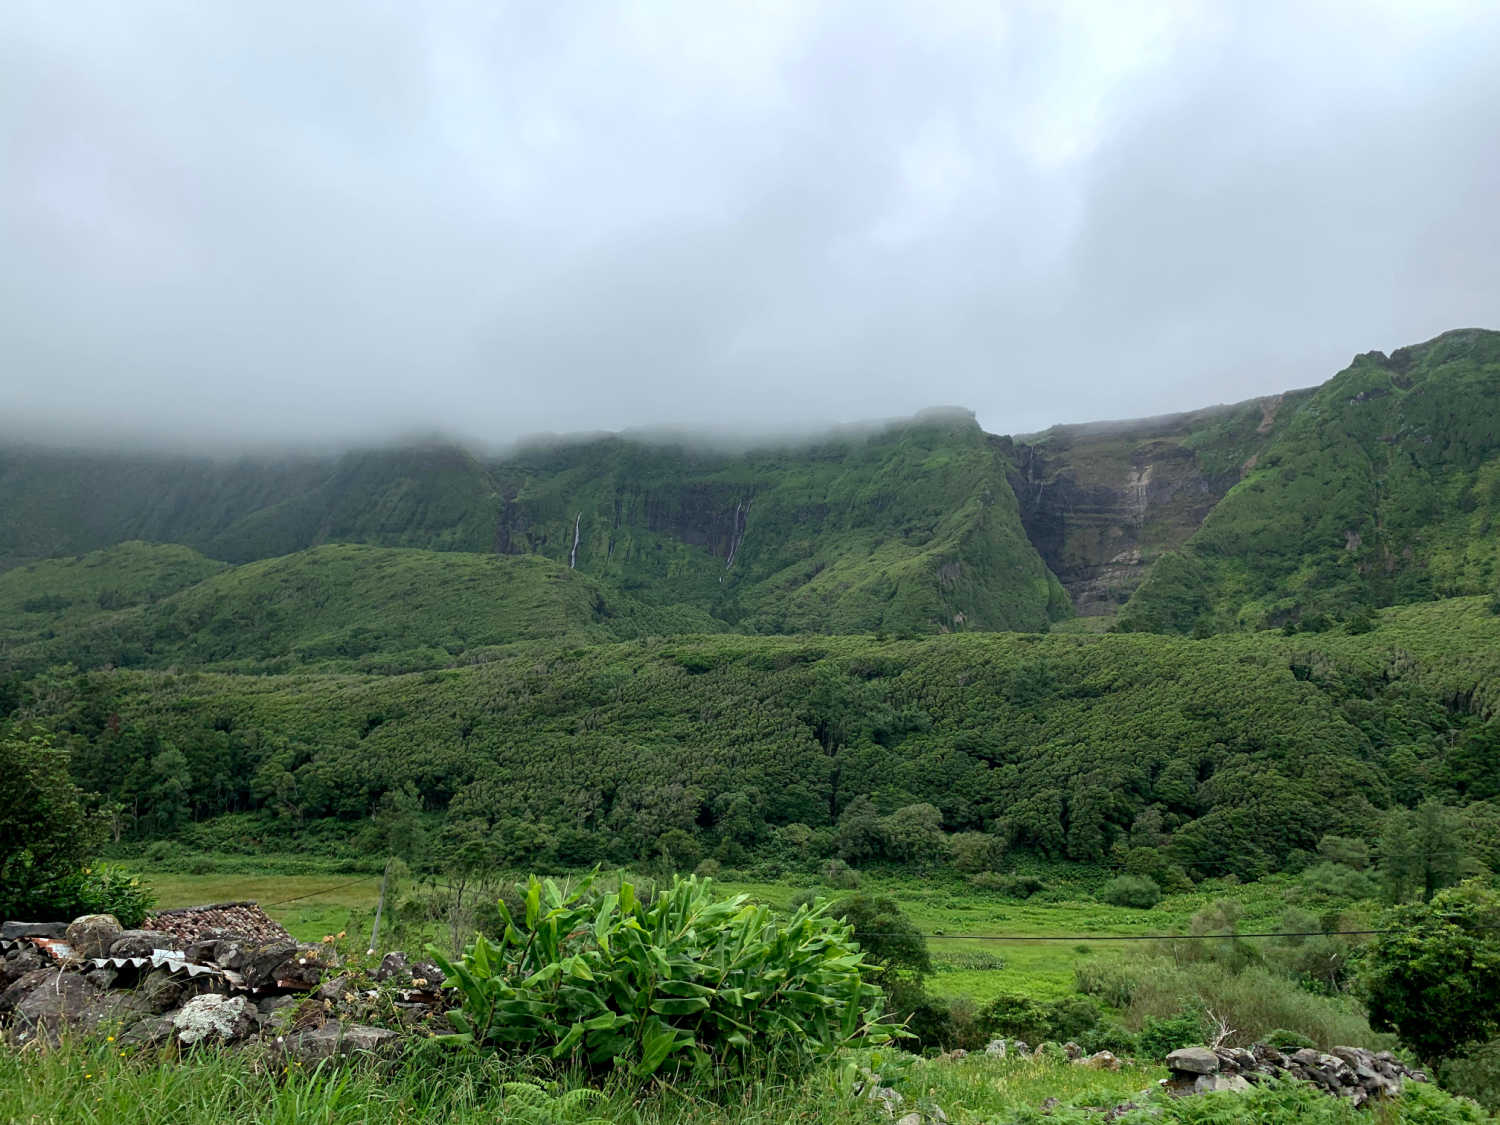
[107,1036,115,1042]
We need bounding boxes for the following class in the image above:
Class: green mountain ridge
[1121,328,1500,632]
[2,328,1497,639]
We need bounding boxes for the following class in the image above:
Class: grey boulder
[279,1020,400,1063]
[65,914,122,959]
[1,921,67,941]
[1166,1047,1221,1075]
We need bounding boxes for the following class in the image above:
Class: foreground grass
[0,1041,1486,1124]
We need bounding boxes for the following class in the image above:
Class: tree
[881,803,946,867]
[369,784,426,952]
[1357,881,1500,1065]
[834,794,885,863]
[0,729,102,919]
[654,827,703,872]
[434,815,497,956]
[145,745,191,836]
[1378,800,1464,903]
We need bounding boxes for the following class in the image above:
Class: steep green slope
[0,448,325,571]
[1008,391,1313,616]
[1121,329,1500,632]
[494,410,1069,633]
[3,543,727,674]
[0,443,502,573]
[27,598,1499,876]
[0,542,230,651]
[204,445,503,562]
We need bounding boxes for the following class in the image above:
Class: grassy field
[144,864,1302,1003]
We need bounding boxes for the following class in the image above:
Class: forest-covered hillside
[0,542,726,674]
[11,597,1497,877]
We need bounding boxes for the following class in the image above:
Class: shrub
[431,873,892,1078]
[144,840,177,864]
[1299,861,1379,901]
[1099,875,1162,909]
[968,872,1045,897]
[1264,1027,1317,1051]
[1440,1039,1500,1113]
[823,858,860,889]
[1137,1011,1207,1059]
[827,894,931,1001]
[1079,1019,1139,1057]
[73,864,156,928]
[1121,959,1383,1049]
[980,993,1100,1044]
[185,854,215,875]
[1075,961,1139,1009]
[1357,880,1500,1064]
[693,858,721,879]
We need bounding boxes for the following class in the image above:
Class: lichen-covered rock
[1078,1050,1121,1070]
[374,951,410,983]
[410,959,444,987]
[65,914,122,959]
[172,994,257,1045]
[108,930,182,958]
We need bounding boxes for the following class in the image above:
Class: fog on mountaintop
[4,1,1499,453]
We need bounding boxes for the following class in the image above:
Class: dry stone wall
[1,911,446,1063]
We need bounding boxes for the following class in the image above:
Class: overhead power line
[262,875,381,907]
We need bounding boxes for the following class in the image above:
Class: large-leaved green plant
[429,873,893,1077]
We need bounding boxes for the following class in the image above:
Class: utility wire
[262,875,381,907]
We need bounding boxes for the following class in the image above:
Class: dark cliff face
[1008,397,1297,615]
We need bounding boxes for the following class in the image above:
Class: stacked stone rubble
[1165,1044,1427,1108]
[1,911,446,1063]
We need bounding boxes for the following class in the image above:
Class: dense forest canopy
[6,597,1496,881]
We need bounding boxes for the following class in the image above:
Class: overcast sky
[4,0,1498,451]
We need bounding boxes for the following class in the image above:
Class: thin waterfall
[569,513,581,569]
